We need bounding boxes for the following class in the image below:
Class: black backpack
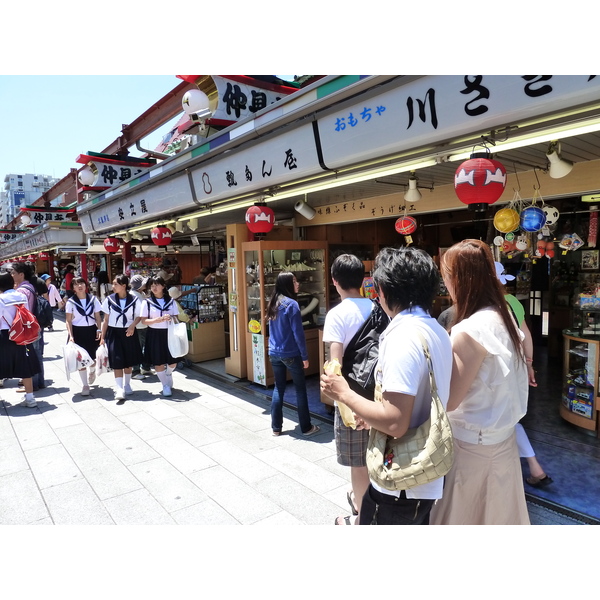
[341,299,390,399]
[35,294,54,329]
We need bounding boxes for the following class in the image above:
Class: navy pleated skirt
[105,326,143,370]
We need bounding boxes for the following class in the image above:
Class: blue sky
[0,75,185,180]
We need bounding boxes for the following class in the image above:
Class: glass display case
[242,241,327,386]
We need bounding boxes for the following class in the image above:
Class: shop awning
[77,75,600,237]
[0,223,85,260]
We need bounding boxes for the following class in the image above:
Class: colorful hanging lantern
[454,152,507,212]
[395,216,417,235]
[38,251,50,260]
[493,207,520,233]
[26,255,35,261]
[520,206,546,232]
[245,203,275,236]
[103,237,120,253]
[151,226,173,246]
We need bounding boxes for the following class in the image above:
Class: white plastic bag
[95,343,111,378]
[63,342,94,381]
[167,321,189,358]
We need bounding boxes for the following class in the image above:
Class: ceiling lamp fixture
[546,141,574,179]
[187,217,199,231]
[294,196,316,220]
[403,172,422,203]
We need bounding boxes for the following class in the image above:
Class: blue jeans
[269,354,312,433]
[32,332,45,389]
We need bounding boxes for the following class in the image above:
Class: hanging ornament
[151,226,173,247]
[520,206,546,232]
[454,151,507,212]
[493,207,520,233]
[395,215,417,245]
[245,203,275,237]
[38,251,50,260]
[542,205,560,227]
[103,237,120,253]
[588,205,598,248]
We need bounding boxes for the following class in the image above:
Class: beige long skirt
[430,431,530,525]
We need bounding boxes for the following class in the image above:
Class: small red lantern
[395,216,417,235]
[151,226,173,247]
[104,237,120,253]
[245,203,275,236]
[454,152,507,212]
[26,255,35,261]
[39,252,50,260]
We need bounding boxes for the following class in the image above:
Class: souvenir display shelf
[178,284,227,362]
[561,331,600,436]
[242,240,327,387]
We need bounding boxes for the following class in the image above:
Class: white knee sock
[166,365,175,375]
[124,372,131,387]
[157,370,168,386]
[115,377,124,391]
[79,369,89,387]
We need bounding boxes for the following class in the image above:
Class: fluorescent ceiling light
[447,117,600,162]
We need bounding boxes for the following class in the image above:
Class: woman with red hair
[430,239,530,525]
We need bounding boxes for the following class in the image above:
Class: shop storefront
[75,74,600,434]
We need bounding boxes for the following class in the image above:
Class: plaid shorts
[334,405,370,467]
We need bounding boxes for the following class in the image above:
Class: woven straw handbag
[366,330,454,491]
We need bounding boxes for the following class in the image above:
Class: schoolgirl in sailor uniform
[99,274,143,404]
[0,272,41,407]
[141,276,182,398]
[65,277,102,396]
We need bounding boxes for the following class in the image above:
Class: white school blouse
[142,296,178,329]
[66,294,102,327]
[101,294,142,329]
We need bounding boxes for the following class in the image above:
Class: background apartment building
[1,173,59,226]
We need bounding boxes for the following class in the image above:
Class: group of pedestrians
[65,273,185,404]
[0,264,188,409]
[321,241,535,525]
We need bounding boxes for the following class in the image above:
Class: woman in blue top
[266,272,319,437]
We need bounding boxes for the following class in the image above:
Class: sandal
[347,491,358,516]
[334,515,353,525]
[302,425,320,437]
[526,474,553,487]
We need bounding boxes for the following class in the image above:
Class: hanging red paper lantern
[151,226,173,246]
[103,237,120,253]
[395,216,417,235]
[26,255,35,261]
[245,203,275,236]
[454,152,507,212]
[38,252,50,260]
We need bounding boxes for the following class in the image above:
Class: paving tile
[70,448,143,500]
[201,440,279,485]
[255,446,348,495]
[103,488,176,525]
[41,478,114,525]
[25,443,83,489]
[77,405,128,435]
[54,422,109,457]
[215,405,273,433]
[0,439,29,477]
[188,465,281,525]
[171,499,241,525]
[116,411,174,441]
[0,470,50,524]
[128,457,208,512]
[254,472,346,525]
[146,433,216,475]
[252,510,304,525]
[169,399,228,427]
[39,402,84,429]
[97,428,160,466]
[10,415,61,451]
[143,401,186,422]
[161,415,223,447]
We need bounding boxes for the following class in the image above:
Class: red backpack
[7,303,40,345]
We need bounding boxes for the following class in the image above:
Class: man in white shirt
[321,247,452,525]
[323,254,374,525]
